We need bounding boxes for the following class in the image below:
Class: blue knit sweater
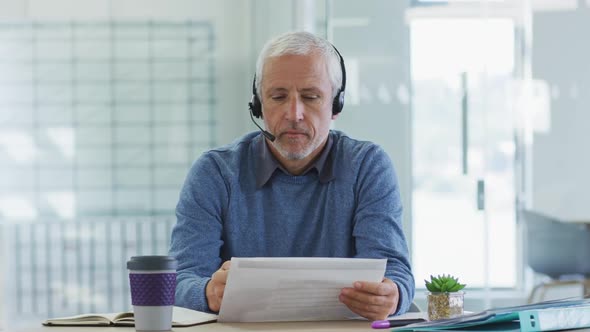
[169,130,414,314]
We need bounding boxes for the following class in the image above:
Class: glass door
[410,16,518,293]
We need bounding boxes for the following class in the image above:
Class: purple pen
[371,320,392,329]
[371,318,426,329]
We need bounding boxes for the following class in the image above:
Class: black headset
[248,44,347,118]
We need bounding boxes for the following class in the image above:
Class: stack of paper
[218,257,387,322]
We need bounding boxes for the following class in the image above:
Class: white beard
[272,135,323,161]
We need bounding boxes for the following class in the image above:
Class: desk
[10,320,374,332]
[11,322,590,332]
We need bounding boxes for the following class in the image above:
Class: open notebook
[43,306,218,327]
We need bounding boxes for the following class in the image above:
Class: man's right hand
[205,260,231,312]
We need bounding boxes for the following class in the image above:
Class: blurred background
[1,0,589,328]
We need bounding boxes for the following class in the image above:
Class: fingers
[342,287,389,306]
[212,280,225,298]
[340,294,384,314]
[221,260,232,270]
[205,279,222,312]
[339,279,399,321]
[340,291,389,321]
[206,260,232,312]
[211,267,230,284]
[339,289,391,320]
[353,279,395,296]
[212,260,231,291]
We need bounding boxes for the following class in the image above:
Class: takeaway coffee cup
[127,256,178,331]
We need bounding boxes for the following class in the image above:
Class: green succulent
[425,274,466,293]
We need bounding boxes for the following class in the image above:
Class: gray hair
[255,31,342,100]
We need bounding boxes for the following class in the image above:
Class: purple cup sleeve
[129,273,176,306]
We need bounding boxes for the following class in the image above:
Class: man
[169,31,414,320]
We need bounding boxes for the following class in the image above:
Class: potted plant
[425,274,466,320]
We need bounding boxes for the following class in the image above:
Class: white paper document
[218,257,387,322]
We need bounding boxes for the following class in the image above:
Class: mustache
[278,123,310,136]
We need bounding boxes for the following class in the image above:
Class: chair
[522,210,590,302]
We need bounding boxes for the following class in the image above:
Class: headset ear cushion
[249,94,263,118]
[332,90,345,115]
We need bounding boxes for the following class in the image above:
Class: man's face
[261,53,336,161]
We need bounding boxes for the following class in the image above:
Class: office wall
[531,5,590,222]
[329,0,413,241]
[0,0,254,145]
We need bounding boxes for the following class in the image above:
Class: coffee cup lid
[127,255,178,271]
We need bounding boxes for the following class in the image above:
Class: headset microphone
[249,105,276,142]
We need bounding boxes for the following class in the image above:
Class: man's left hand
[339,278,399,321]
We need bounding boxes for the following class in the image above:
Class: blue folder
[392,297,590,332]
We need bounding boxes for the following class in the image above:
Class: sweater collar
[256,132,335,188]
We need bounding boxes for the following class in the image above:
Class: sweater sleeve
[168,153,227,312]
[352,145,415,315]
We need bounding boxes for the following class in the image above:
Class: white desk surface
[9,321,590,332]
[11,323,590,332]
[10,320,375,332]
